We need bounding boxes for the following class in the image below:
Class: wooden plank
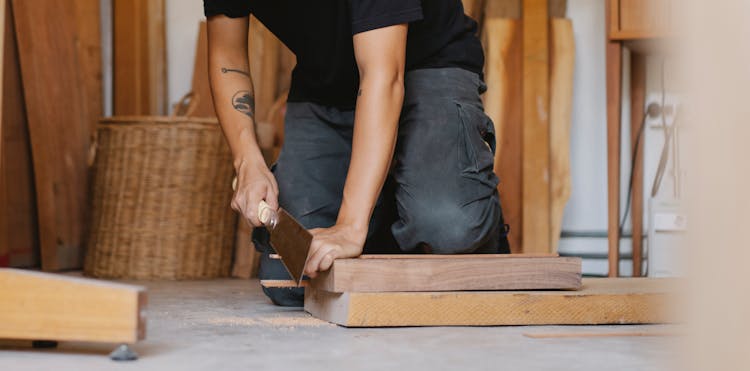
[0,0,6,267]
[521,0,551,253]
[13,0,90,271]
[1,0,37,267]
[311,255,581,293]
[73,0,103,137]
[485,0,520,19]
[113,0,166,115]
[606,0,623,277]
[305,278,676,327]
[190,21,215,118]
[630,53,646,277]
[482,18,522,252]
[0,269,146,343]
[549,18,575,253]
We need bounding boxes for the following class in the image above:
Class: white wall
[165,0,205,109]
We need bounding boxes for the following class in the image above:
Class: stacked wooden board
[298,254,674,327]
[305,277,674,327]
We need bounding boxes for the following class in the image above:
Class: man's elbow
[360,67,405,97]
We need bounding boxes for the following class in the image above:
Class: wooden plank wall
[1,0,37,267]
[113,0,166,115]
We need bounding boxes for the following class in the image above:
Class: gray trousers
[254,68,510,306]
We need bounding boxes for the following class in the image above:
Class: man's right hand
[231,158,279,227]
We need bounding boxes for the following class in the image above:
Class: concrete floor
[1,278,677,370]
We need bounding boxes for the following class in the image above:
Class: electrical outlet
[645,93,681,128]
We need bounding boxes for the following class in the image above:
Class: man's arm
[304,24,408,277]
[207,15,279,227]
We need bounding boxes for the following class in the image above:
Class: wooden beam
[549,18,575,253]
[1,0,37,268]
[0,269,146,343]
[630,53,647,277]
[521,0,551,253]
[606,0,623,277]
[305,278,676,327]
[311,255,581,293]
[482,18,523,252]
[113,0,166,115]
[13,0,91,270]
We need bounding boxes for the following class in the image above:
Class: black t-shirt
[204,0,484,109]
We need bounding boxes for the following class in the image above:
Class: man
[205,0,510,307]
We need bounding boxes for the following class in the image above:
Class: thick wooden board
[311,255,581,293]
[13,0,90,271]
[630,54,646,276]
[482,18,522,253]
[549,18,575,253]
[1,0,37,267]
[113,0,166,115]
[0,269,146,343]
[305,278,676,327]
[606,0,623,277]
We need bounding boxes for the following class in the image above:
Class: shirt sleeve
[349,0,424,35]
[204,0,252,18]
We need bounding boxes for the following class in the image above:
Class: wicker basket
[84,109,237,279]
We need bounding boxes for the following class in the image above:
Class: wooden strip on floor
[305,278,675,327]
[311,255,581,293]
[0,269,146,343]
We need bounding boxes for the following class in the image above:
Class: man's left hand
[303,224,367,278]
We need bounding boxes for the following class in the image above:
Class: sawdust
[257,316,333,327]
[206,317,260,326]
[204,315,333,328]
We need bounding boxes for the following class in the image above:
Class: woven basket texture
[84,116,236,279]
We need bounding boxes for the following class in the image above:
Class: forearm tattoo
[232,90,255,119]
[221,67,250,78]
